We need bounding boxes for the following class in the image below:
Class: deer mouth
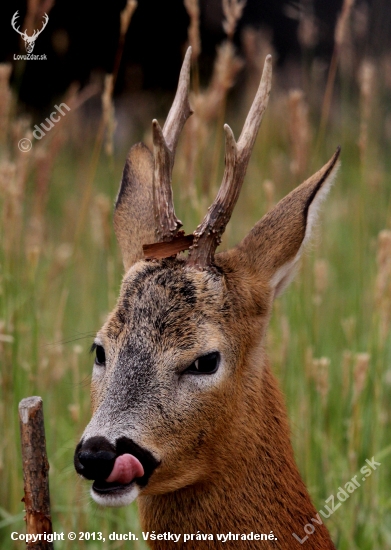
[93,439,160,506]
[91,478,141,507]
[93,480,131,492]
[74,435,160,506]
[90,451,157,506]
[92,453,144,494]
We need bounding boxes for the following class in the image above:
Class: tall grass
[1,2,391,549]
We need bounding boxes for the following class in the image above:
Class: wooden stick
[19,396,54,550]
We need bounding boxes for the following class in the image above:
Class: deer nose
[74,436,116,480]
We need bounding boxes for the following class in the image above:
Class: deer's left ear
[225,148,340,298]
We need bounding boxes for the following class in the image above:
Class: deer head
[11,11,49,54]
[74,48,340,521]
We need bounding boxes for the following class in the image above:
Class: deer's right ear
[225,148,340,300]
[114,143,157,271]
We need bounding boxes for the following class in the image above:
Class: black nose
[74,436,116,480]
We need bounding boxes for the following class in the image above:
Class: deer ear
[113,143,157,272]
[234,148,340,298]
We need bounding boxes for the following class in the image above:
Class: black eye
[184,352,220,375]
[95,345,106,366]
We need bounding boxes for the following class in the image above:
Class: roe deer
[74,48,339,549]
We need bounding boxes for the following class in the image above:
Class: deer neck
[138,360,334,549]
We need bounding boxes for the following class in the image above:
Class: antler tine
[152,47,193,241]
[32,13,49,38]
[162,46,193,155]
[236,54,272,161]
[39,13,49,32]
[187,55,272,269]
[11,12,23,36]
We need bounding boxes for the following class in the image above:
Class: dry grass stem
[222,0,247,40]
[352,352,370,402]
[313,259,329,305]
[14,127,32,207]
[1,118,32,253]
[0,64,12,146]
[25,120,68,260]
[0,161,17,253]
[317,0,355,148]
[184,0,201,61]
[352,2,368,41]
[288,90,311,177]
[358,59,376,165]
[341,316,356,345]
[298,15,318,50]
[102,74,116,157]
[279,315,290,371]
[241,27,274,110]
[65,83,100,112]
[68,403,80,423]
[297,0,319,49]
[375,230,391,344]
[26,150,50,255]
[311,357,330,405]
[90,194,112,250]
[314,259,329,295]
[335,0,356,48]
[263,179,275,211]
[120,0,138,38]
[348,352,369,464]
[342,350,353,398]
[283,0,318,50]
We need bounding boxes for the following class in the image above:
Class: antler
[152,47,193,241]
[187,55,272,269]
[11,12,27,38]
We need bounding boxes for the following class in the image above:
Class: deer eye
[91,343,106,367]
[184,352,220,375]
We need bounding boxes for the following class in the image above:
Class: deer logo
[74,48,340,549]
[11,11,49,54]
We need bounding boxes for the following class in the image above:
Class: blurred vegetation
[1,0,391,549]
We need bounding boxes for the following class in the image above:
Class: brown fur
[113,143,157,270]
[139,361,332,549]
[81,150,340,549]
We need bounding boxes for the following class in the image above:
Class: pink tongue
[106,454,144,485]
